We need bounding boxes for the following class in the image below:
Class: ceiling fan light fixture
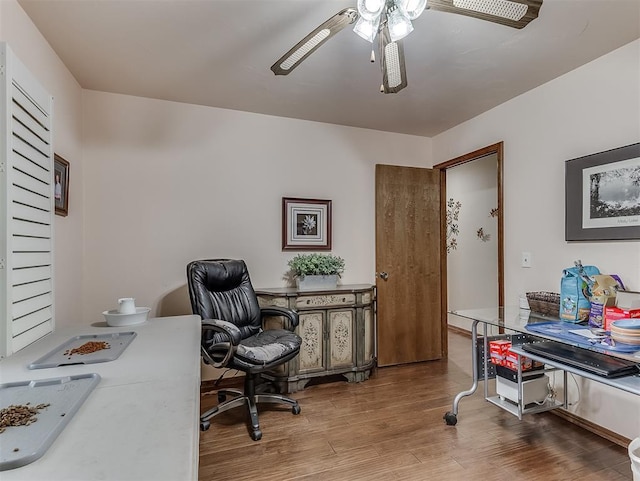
[387,6,414,42]
[399,0,428,20]
[353,16,381,43]
[357,0,386,20]
[452,0,528,21]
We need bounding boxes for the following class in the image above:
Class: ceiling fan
[271,0,543,94]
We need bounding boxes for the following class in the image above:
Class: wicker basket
[526,291,560,317]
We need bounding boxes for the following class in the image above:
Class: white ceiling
[18,0,640,137]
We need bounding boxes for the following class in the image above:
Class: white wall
[0,0,84,326]
[81,91,432,323]
[447,154,499,330]
[434,39,640,440]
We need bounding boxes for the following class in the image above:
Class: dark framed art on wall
[54,154,70,217]
[282,197,332,251]
[565,142,640,241]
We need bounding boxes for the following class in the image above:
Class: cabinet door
[298,311,325,373]
[327,309,355,369]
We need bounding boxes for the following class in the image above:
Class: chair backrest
[186,259,262,341]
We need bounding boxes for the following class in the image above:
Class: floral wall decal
[446,198,462,253]
[489,207,499,218]
[476,227,491,242]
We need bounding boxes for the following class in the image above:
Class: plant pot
[296,275,338,291]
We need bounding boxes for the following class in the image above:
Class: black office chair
[186,259,302,441]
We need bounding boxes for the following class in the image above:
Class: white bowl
[103,307,150,327]
[612,319,640,330]
[611,332,640,345]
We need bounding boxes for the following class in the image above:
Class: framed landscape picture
[282,197,332,250]
[565,143,640,241]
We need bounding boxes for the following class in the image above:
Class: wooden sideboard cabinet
[256,284,376,393]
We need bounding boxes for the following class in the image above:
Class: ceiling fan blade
[379,25,408,94]
[427,0,542,29]
[271,8,358,75]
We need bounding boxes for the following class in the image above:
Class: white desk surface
[0,315,201,481]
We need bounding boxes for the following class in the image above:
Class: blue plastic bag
[560,264,600,322]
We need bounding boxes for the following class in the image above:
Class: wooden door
[375,165,442,366]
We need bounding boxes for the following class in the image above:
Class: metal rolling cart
[443,310,567,426]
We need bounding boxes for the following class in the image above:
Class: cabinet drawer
[295,293,356,309]
[257,296,288,308]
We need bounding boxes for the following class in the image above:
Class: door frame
[433,142,504,355]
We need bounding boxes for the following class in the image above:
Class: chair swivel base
[200,392,301,441]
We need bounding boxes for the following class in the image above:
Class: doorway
[434,142,504,340]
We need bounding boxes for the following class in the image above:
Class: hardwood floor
[198,330,633,481]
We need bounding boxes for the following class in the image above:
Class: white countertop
[0,315,201,481]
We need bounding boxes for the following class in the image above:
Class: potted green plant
[288,253,345,291]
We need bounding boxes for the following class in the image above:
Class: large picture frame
[565,142,640,241]
[282,197,332,251]
[54,154,70,217]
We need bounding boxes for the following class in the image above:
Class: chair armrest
[260,306,299,330]
[201,319,242,368]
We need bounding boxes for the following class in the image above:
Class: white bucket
[629,437,640,481]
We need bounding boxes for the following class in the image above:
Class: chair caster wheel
[251,429,262,441]
[217,393,226,403]
[200,420,211,431]
[292,404,301,415]
[443,412,457,426]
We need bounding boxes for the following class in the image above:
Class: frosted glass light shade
[399,0,427,19]
[357,0,385,20]
[353,16,381,43]
[387,7,413,41]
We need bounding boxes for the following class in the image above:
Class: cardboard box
[616,291,640,309]
[489,339,511,366]
[604,307,640,330]
[604,291,640,331]
[505,350,533,371]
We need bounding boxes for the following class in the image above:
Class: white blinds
[1,42,54,358]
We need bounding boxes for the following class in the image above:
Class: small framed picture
[54,154,70,216]
[282,197,332,251]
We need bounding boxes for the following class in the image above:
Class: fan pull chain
[370,49,375,63]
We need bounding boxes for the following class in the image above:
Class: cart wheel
[251,429,262,441]
[200,420,211,431]
[292,405,301,415]
[217,393,226,403]
[443,412,458,426]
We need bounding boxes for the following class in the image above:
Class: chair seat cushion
[235,329,301,365]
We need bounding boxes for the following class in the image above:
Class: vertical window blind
[1,42,54,358]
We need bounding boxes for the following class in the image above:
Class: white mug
[117,297,136,315]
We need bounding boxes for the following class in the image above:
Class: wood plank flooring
[198,330,633,481]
